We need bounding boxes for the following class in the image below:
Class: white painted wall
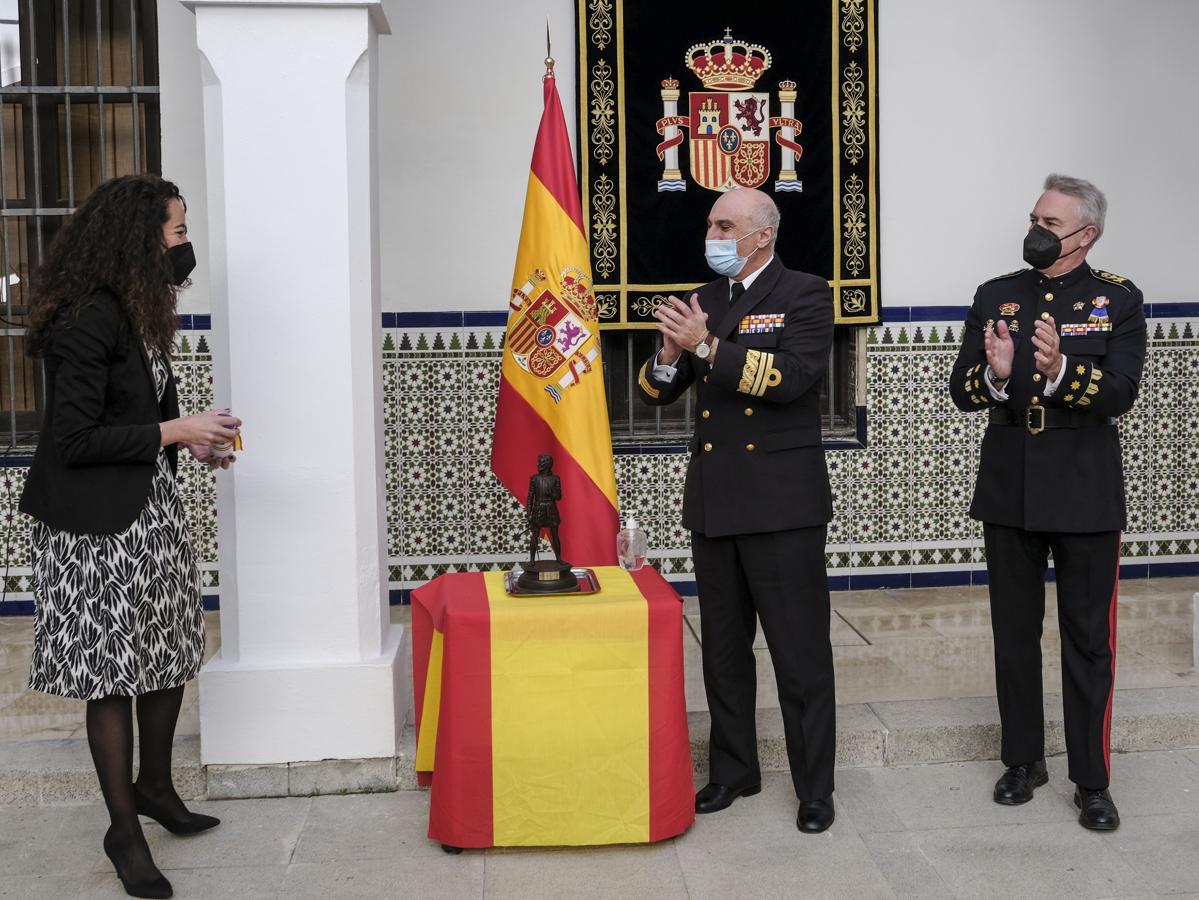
[375,0,577,313]
[880,0,1199,306]
[161,0,1199,315]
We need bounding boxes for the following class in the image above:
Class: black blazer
[636,257,835,537]
[20,291,179,534]
[949,263,1146,533]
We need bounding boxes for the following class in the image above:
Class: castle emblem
[655,28,804,193]
[507,268,600,403]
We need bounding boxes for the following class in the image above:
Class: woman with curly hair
[20,174,241,899]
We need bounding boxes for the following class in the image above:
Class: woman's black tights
[86,685,185,884]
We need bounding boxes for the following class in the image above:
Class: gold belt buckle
[1026,406,1046,435]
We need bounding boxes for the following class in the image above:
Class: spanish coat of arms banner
[576,0,880,325]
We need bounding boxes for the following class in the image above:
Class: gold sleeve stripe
[637,361,660,400]
[1072,364,1103,407]
[738,350,760,395]
[753,352,782,397]
[738,350,783,397]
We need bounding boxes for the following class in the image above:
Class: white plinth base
[199,625,407,765]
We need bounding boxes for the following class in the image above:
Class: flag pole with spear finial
[545,18,554,78]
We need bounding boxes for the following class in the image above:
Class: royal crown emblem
[507,268,600,404]
[655,28,803,193]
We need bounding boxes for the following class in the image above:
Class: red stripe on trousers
[420,573,494,848]
[633,568,696,842]
[491,376,618,565]
[1102,534,1121,779]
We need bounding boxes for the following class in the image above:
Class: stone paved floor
[2,751,1198,899]
[1,576,1195,742]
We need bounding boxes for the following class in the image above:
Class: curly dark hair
[26,174,187,357]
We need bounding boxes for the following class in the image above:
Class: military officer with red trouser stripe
[950,174,1146,831]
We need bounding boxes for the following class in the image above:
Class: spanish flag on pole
[490,60,619,565]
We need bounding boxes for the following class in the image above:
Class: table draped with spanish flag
[411,567,695,848]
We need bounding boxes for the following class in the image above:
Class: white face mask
[704,227,766,277]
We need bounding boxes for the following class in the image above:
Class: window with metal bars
[601,327,860,445]
[0,0,160,451]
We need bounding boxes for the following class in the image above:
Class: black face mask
[1022,223,1087,270]
[166,242,196,286]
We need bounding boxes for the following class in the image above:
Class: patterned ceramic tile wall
[383,314,1198,591]
[1,313,1196,610]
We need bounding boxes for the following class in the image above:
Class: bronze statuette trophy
[515,454,580,593]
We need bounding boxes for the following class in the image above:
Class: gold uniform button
[701,410,710,419]
[1031,396,1040,406]
[1040,312,1051,321]
[1033,373,1042,382]
[703,442,713,452]
[745,443,755,451]
[744,408,754,416]
[1044,292,1054,301]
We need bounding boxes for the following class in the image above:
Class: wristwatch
[693,333,715,360]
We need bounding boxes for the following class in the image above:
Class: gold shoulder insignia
[982,268,1029,285]
[1092,269,1133,292]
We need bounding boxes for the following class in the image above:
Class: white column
[183,0,404,765]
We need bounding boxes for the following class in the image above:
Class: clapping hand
[1032,316,1063,380]
[984,319,1014,381]
[654,292,709,364]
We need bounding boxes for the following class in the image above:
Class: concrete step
[3,686,1197,805]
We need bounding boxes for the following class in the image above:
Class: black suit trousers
[691,525,835,800]
[983,524,1121,789]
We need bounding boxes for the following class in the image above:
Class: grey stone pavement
[4,750,1199,900]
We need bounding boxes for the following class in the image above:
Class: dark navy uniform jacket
[635,257,834,538]
[949,262,1146,533]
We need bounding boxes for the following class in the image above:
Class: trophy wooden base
[515,560,580,594]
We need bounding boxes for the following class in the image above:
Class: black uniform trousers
[984,523,1121,789]
[691,525,835,801]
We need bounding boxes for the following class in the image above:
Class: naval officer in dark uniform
[636,187,837,834]
[950,174,1146,831]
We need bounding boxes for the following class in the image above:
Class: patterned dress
[28,349,205,700]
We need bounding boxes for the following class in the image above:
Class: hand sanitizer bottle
[616,516,648,571]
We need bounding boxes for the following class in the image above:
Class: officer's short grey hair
[1044,173,1107,241]
[742,189,781,241]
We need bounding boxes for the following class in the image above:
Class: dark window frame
[1,0,161,452]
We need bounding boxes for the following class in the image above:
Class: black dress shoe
[694,781,761,814]
[993,760,1048,805]
[134,783,221,836]
[1074,787,1120,831]
[103,827,173,899]
[796,797,834,834]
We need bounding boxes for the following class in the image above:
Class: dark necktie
[730,281,745,305]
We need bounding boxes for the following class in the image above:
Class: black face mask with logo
[166,242,196,286]
[1022,224,1087,270]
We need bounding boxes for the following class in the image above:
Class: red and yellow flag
[491,69,618,565]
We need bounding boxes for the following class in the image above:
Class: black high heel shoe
[134,783,221,835]
[103,827,173,899]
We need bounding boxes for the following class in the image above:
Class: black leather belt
[989,407,1113,435]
